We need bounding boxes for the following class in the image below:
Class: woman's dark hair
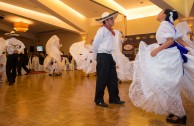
[164,9,178,21]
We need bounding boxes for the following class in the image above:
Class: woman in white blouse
[129,9,194,124]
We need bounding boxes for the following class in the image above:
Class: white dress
[129,21,194,116]
[82,45,96,74]
[43,35,63,74]
[0,38,6,74]
[70,41,96,74]
[181,49,194,102]
[112,30,133,81]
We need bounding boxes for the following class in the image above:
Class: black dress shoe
[109,101,125,104]
[167,113,175,118]
[166,115,187,124]
[96,102,108,107]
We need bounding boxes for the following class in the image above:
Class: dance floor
[0,70,193,126]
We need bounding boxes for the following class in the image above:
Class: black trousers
[17,58,30,75]
[6,54,18,83]
[17,64,30,75]
[95,53,120,103]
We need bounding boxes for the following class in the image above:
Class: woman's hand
[150,38,173,57]
[151,48,159,57]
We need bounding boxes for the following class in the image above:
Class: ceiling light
[13,22,29,32]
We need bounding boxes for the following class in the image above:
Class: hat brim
[96,11,118,23]
[4,33,20,36]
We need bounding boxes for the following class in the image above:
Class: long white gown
[82,45,96,74]
[112,30,133,81]
[176,21,194,103]
[70,41,96,74]
[129,21,194,117]
[44,35,63,75]
[0,38,6,74]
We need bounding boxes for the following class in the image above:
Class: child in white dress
[129,9,194,124]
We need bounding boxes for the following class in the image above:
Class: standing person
[69,40,96,77]
[93,11,125,107]
[5,31,25,85]
[0,37,6,83]
[44,35,63,76]
[17,48,30,75]
[129,9,194,124]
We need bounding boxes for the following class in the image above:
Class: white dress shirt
[5,37,25,55]
[93,26,115,58]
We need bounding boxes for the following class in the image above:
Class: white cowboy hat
[4,31,20,36]
[96,11,118,23]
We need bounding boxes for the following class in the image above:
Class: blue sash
[160,42,188,63]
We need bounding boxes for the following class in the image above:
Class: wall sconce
[13,22,29,32]
[189,25,193,32]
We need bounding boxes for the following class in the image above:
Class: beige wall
[36,30,82,54]
[127,16,159,35]
[86,21,126,42]
[86,16,160,41]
